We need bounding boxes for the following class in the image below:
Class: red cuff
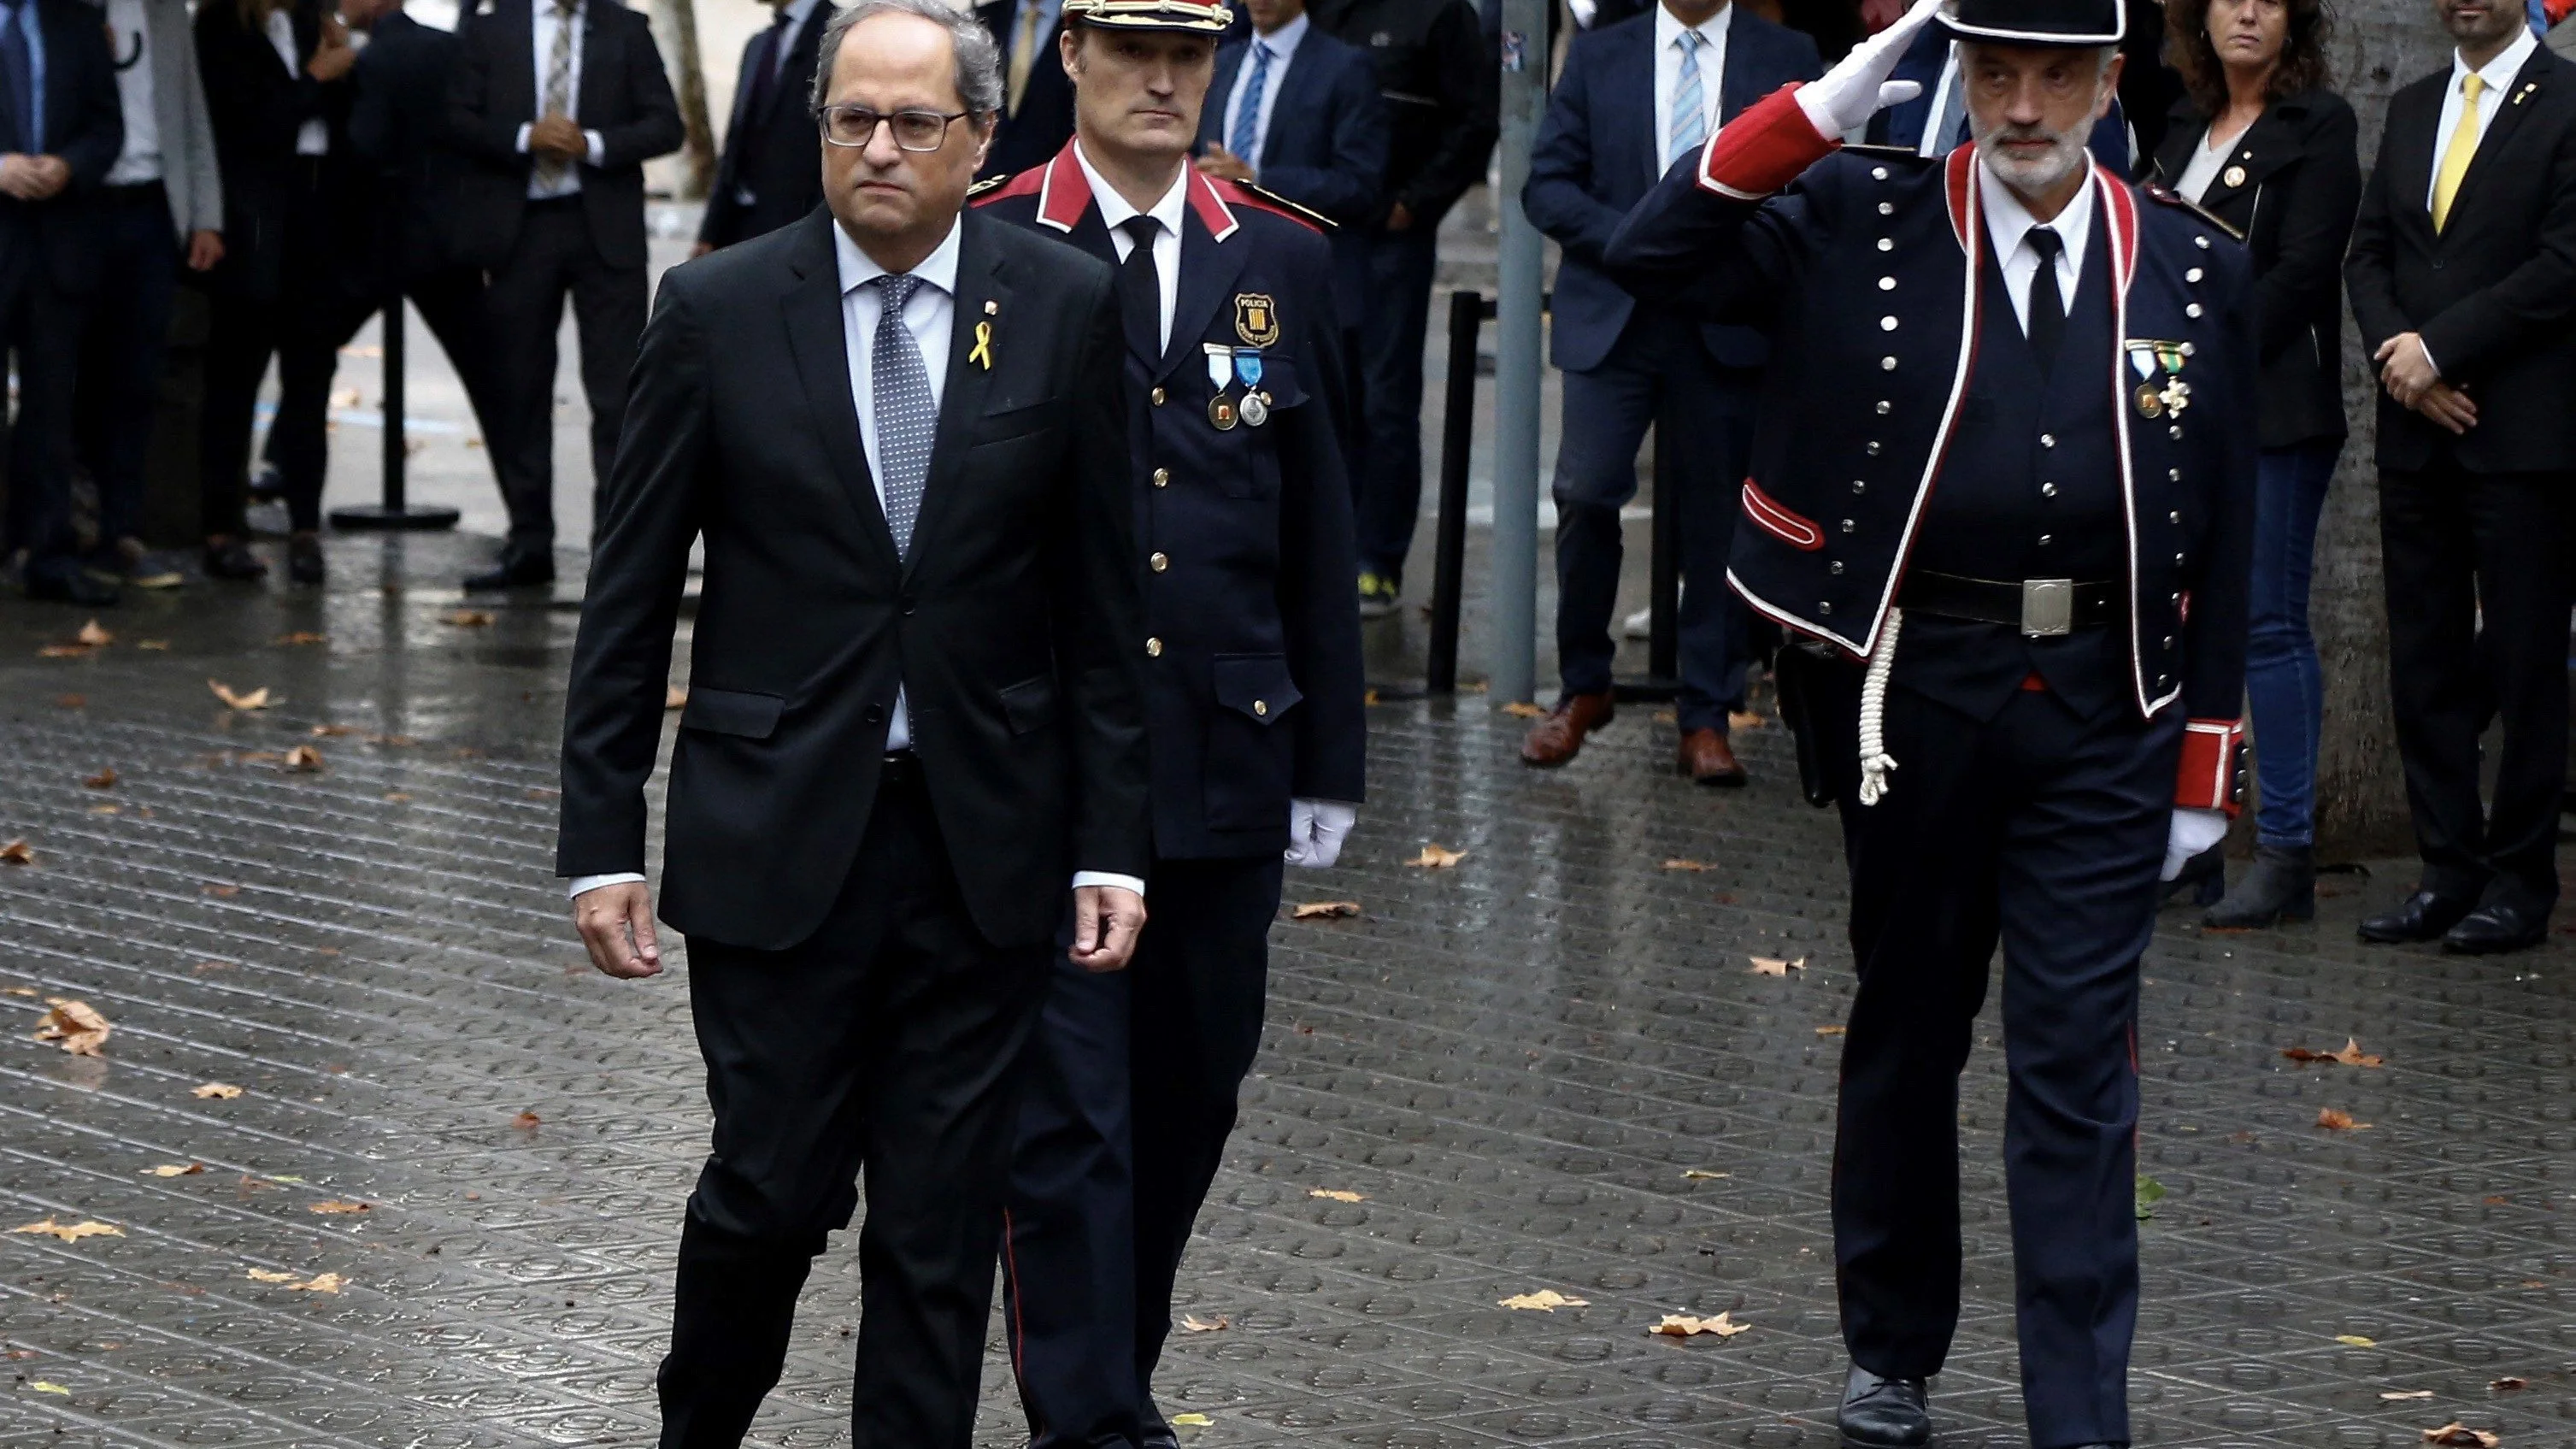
[1696,83,1836,200]
[2175,718,2246,816]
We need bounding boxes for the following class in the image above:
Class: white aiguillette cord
[1856,608,1901,805]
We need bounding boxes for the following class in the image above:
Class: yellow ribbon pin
[969,320,994,370]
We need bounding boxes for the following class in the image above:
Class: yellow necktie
[1007,2,1042,117]
[2431,73,2485,233]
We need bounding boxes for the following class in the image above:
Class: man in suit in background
[449,0,681,591]
[975,2,1366,1444]
[557,0,1151,1440]
[1867,10,2129,167]
[1518,0,1820,781]
[977,0,1076,177]
[2345,0,2576,955]
[3,0,125,605]
[696,0,825,252]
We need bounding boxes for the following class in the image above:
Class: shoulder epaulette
[2139,182,2244,242]
[967,175,1007,198]
[969,168,1049,208]
[1839,142,1938,167]
[1223,180,1336,233]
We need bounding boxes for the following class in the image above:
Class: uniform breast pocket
[1202,653,1302,832]
[1223,354,1309,501]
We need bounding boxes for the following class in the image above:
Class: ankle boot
[2205,843,2315,928]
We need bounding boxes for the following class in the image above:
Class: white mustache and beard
[1969,111,2095,197]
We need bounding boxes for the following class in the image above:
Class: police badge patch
[1234,293,1280,348]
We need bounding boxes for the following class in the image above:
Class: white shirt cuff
[568,871,646,898]
[1071,871,1146,898]
[515,121,533,153]
[2416,338,2441,380]
[584,130,605,167]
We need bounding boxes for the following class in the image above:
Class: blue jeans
[2244,440,2339,847]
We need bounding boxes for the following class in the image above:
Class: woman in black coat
[2150,0,2359,928]
[193,0,363,586]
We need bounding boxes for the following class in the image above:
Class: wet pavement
[3,530,2573,1449]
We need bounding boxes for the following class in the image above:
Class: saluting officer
[1605,1,2255,1446]
[972,4,1367,1446]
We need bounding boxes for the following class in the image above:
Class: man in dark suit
[974,3,1366,1445]
[3,0,123,605]
[1867,12,2130,168]
[449,0,682,590]
[1519,0,1820,782]
[557,0,1150,1441]
[697,0,826,251]
[2345,0,2576,955]
[1604,0,2255,1440]
[977,0,1076,178]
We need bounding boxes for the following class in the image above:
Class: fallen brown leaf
[137,639,169,651]
[1497,1289,1588,1311]
[1650,1311,1750,1339]
[87,804,120,816]
[1309,1189,1365,1203]
[37,642,94,657]
[12,1218,122,1243]
[2421,1423,2500,1448]
[275,632,327,646]
[1405,844,1466,869]
[282,745,324,773]
[244,1268,298,1284]
[665,686,689,710]
[1749,956,1808,976]
[33,998,109,1056]
[2382,1391,2437,1401]
[1,839,34,865]
[309,1201,372,1215]
[208,680,271,711]
[2,986,33,997]
[54,694,85,708]
[1168,1414,1212,1428]
[81,768,116,790]
[309,723,351,737]
[191,1082,244,1100]
[382,792,413,804]
[1815,1024,1848,1037]
[203,884,239,898]
[246,1269,344,1293]
[2490,1377,2528,1393]
[1680,1169,1729,1180]
[2336,1334,2377,1347]
[1179,1314,1230,1332]
[1661,859,1714,872]
[2283,1037,2385,1068]
[144,1164,205,1178]
[444,610,495,627]
[1290,901,1361,920]
[76,620,112,648]
[2316,1108,2371,1132]
[511,1110,541,1131]
[1501,701,1545,718]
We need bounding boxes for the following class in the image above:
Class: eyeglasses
[819,105,973,151]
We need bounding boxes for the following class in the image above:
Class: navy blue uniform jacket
[1524,9,1818,374]
[1603,92,2255,794]
[974,147,1367,859]
[1203,27,1388,321]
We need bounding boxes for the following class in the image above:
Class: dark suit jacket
[1867,23,2131,173]
[974,0,1074,181]
[1524,9,1820,373]
[446,0,683,272]
[350,9,473,282]
[2347,45,2576,474]
[558,208,1153,951]
[195,0,362,303]
[0,0,120,294]
[698,0,824,250]
[2150,88,2358,449]
[1201,27,1387,318]
[1309,0,1495,227]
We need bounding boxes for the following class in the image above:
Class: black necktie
[1117,215,1162,362]
[743,9,794,123]
[2025,226,2065,367]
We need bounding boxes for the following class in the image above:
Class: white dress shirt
[1219,10,1309,173]
[263,10,329,157]
[1074,141,1187,352]
[1652,1,1732,175]
[520,0,609,200]
[2426,25,2537,210]
[1979,166,2095,336]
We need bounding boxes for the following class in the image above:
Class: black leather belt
[1897,571,2121,637]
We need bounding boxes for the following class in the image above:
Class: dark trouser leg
[197,288,279,542]
[1992,695,2173,1449]
[1550,355,1654,700]
[2244,441,2337,848]
[2378,467,2491,903]
[1350,227,1438,579]
[662,773,1050,1449]
[1001,954,1141,1449]
[266,160,351,534]
[481,203,576,556]
[2460,471,2575,908]
[74,189,180,551]
[1668,362,1756,733]
[404,265,505,448]
[13,274,88,576]
[1833,685,2004,1381]
[1128,856,1285,1414]
[566,237,649,541]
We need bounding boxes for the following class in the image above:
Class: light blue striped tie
[1229,40,1274,163]
[1669,31,1708,161]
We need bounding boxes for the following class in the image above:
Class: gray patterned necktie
[871,274,935,560]
[537,0,577,190]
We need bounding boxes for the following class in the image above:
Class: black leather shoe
[203,538,268,581]
[1838,1364,1931,1448]
[2358,890,2473,945]
[24,558,120,606]
[463,551,555,591]
[286,533,326,586]
[2443,898,2550,955]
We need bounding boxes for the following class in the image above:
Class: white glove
[1284,799,1356,869]
[1794,0,1940,138]
[2160,808,2229,881]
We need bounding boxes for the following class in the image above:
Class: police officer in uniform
[972,3,1367,1444]
[1605,1,2255,1445]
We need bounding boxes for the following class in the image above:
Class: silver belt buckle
[2020,579,2074,638]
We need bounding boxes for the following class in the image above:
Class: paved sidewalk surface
[2,532,2572,1449]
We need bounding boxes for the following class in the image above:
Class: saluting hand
[1794,0,1940,139]
[572,881,664,979]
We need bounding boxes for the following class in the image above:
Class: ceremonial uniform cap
[1060,0,1235,33]
[1936,0,2123,47]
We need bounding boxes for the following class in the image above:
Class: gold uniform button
[1253,699,1269,716]
[1151,386,1167,406]
[1152,468,1170,487]
[1150,551,1169,572]
[1145,637,1162,657]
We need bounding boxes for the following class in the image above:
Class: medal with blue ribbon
[1235,349,1268,427]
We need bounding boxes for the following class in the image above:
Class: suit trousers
[1550,327,1756,731]
[1810,662,2176,1449]
[1350,224,1438,579]
[660,764,1052,1449]
[2378,465,2574,910]
[483,197,647,556]
[73,182,182,552]
[1001,854,1285,1448]
[0,257,90,577]
[269,267,505,485]
[197,161,351,538]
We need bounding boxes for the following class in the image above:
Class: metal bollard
[329,296,460,532]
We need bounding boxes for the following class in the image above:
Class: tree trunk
[650,0,719,201]
[2303,7,2450,861]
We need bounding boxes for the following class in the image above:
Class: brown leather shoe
[1678,727,1748,786]
[1520,692,1614,767]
